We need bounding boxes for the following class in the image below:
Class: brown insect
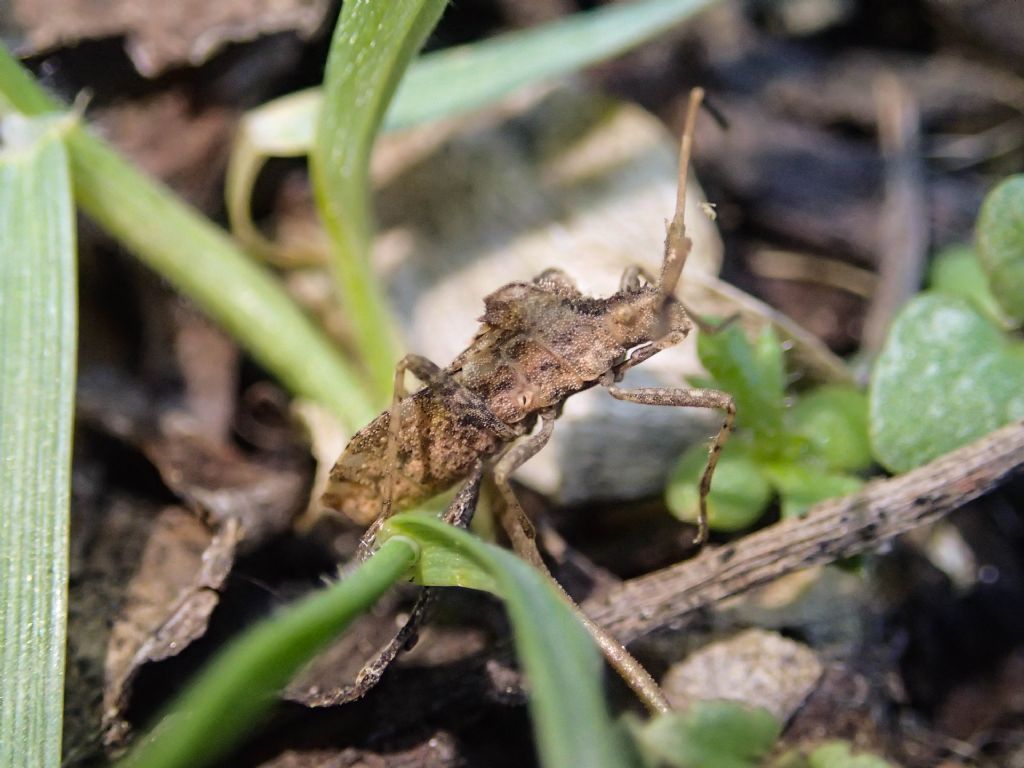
[323,89,735,712]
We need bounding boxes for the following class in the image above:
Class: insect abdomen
[323,383,508,524]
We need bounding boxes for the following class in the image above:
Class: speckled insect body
[323,274,696,525]
[321,90,734,712]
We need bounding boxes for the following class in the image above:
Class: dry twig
[860,75,929,358]
[584,420,1024,644]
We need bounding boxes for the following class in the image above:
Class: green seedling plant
[670,173,1024,532]
[629,701,895,768]
[772,741,896,768]
[667,322,871,532]
[870,176,1024,473]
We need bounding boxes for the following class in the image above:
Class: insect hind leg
[345,462,485,703]
[491,411,671,714]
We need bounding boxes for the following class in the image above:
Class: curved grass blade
[311,0,448,399]
[0,113,76,768]
[380,512,635,768]
[234,0,717,155]
[387,0,717,131]
[0,45,376,430]
[117,538,418,768]
[229,0,717,280]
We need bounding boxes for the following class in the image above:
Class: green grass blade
[228,0,717,248]
[118,537,418,768]
[232,0,717,156]
[0,114,76,768]
[381,513,634,768]
[64,132,374,429]
[0,45,376,431]
[387,0,717,131]
[311,0,448,399]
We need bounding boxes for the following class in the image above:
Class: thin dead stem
[584,420,1024,644]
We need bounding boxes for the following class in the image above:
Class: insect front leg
[347,462,485,702]
[603,383,735,546]
[619,265,656,293]
[492,411,671,714]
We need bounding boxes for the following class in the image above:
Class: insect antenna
[658,87,704,303]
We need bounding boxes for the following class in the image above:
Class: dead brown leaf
[102,508,240,746]
[257,731,460,768]
[9,0,330,76]
[142,430,308,546]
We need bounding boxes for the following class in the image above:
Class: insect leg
[346,462,485,702]
[604,384,735,546]
[442,459,487,528]
[619,265,656,292]
[492,413,557,569]
[379,354,448,522]
[492,412,671,714]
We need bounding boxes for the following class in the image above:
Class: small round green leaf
[761,463,864,519]
[806,741,896,768]
[630,701,781,768]
[666,442,773,532]
[929,245,1014,328]
[789,386,871,472]
[869,295,1024,473]
[697,324,785,444]
[977,175,1024,323]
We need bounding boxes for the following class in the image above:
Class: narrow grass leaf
[0,113,76,768]
[380,513,633,768]
[387,0,718,131]
[229,0,717,266]
[118,538,418,768]
[0,45,376,431]
[311,0,448,399]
